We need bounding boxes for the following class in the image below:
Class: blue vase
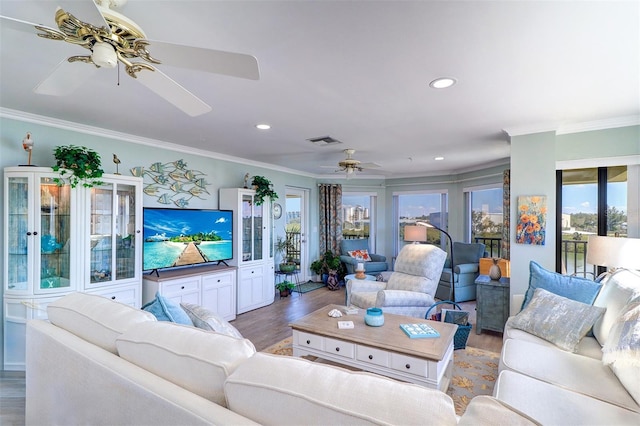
[364,307,384,326]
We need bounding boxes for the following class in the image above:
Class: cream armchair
[346,243,447,318]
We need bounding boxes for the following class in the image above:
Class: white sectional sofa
[495,268,640,425]
[26,292,535,425]
[25,267,640,425]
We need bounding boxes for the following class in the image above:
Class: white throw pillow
[180,302,242,338]
[508,288,605,352]
[602,292,640,405]
[593,269,639,346]
[116,321,255,407]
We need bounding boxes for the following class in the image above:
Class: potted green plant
[310,250,344,282]
[52,145,104,188]
[251,175,278,205]
[275,280,296,297]
[275,236,297,272]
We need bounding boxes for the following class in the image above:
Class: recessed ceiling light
[256,124,271,130]
[429,77,456,89]
[434,156,445,161]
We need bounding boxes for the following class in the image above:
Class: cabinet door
[37,176,72,293]
[237,266,264,313]
[161,277,201,305]
[86,179,141,288]
[202,271,236,320]
[3,296,56,370]
[4,170,73,295]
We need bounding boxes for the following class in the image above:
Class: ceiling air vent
[307,136,342,146]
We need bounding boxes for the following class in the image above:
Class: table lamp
[586,235,640,281]
[404,225,427,244]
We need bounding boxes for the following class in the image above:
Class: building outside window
[342,193,377,251]
[465,186,503,257]
[393,191,448,255]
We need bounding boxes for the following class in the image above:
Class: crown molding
[0,108,316,178]
[503,115,640,137]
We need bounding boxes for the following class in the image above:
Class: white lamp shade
[586,235,640,270]
[404,225,427,242]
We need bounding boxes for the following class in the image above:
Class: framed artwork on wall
[516,195,546,245]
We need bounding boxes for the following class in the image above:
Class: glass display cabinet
[4,168,74,295]
[84,176,142,288]
[3,167,142,370]
[220,188,274,314]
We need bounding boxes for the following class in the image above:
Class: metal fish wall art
[130,159,211,207]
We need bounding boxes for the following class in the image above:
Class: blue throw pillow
[142,292,193,325]
[521,261,602,310]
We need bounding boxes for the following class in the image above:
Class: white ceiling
[1,0,638,178]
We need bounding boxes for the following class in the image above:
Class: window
[342,193,377,251]
[559,166,628,276]
[465,186,503,257]
[393,191,448,255]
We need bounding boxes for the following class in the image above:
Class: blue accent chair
[435,242,487,302]
[339,239,388,275]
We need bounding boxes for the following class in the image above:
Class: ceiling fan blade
[136,68,212,117]
[145,40,260,80]
[358,162,382,168]
[58,0,110,32]
[0,15,58,35]
[34,59,98,96]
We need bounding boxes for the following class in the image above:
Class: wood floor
[0,286,503,425]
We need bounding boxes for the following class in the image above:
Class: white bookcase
[3,167,143,370]
[219,188,275,314]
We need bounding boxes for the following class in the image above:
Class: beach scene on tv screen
[143,209,233,271]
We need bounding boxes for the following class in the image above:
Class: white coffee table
[289,304,457,391]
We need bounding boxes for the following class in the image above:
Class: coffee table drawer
[356,345,389,367]
[389,353,429,377]
[324,337,355,359]
[294,331,323,350]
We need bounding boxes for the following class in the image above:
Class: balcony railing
[474,237,501,258]
[561,239,590,277]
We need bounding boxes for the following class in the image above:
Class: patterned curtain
[502,169,511,259]
[318,183,343,255]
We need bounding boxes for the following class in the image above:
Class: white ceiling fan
[0,0,260,117]
[321,149,381,178]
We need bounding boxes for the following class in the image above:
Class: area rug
[292,281,326,294]
[262,337,499,416]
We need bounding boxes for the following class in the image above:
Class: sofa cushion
[503,322,603,359]
[494,370,640,425]
[225,352,458,425]
[593,269,640,346]
[116,321,255,407]
[522,261,602,310]
[499,339,640,412]
[47,292,156,354]
[180,302,243,338]
[142,292,193,325]
[458,396,538,426]
[508,288,605,352]
[602,291,640,406]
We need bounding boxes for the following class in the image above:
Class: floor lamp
[417,221,455,301]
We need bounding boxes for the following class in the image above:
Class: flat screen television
[143,208,233,273]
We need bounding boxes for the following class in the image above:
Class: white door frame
[285,186,310,282]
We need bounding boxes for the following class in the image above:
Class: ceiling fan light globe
[92,41,118,68]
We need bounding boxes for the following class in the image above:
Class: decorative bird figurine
[22,132,34,166]
[113,153,121,175]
